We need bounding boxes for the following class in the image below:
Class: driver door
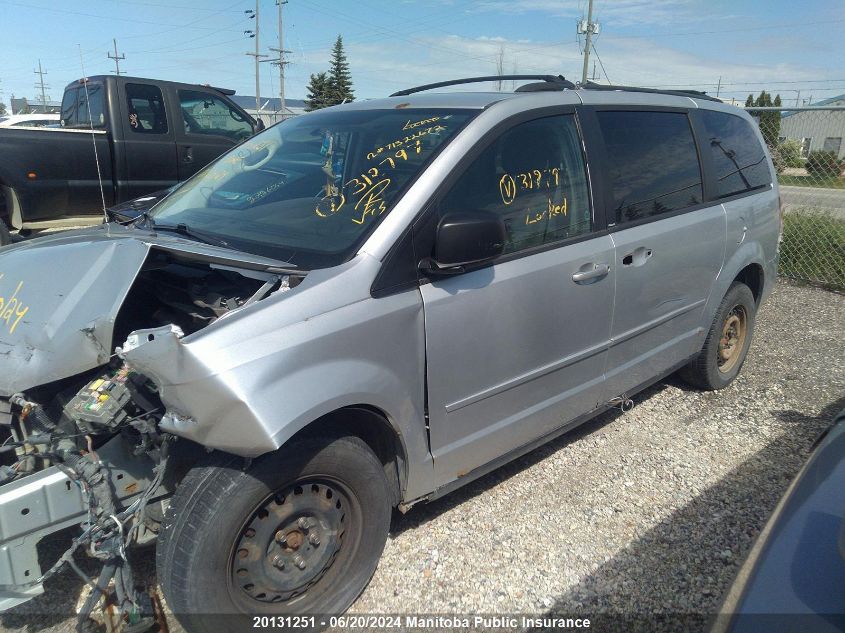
[173,89,255,180]
[418,112,616,483]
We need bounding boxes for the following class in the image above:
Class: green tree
[745,94,754,107]
[0,101,6,116]
[750,90,781,149]
[304,72,330,111]
[326,35,354,105]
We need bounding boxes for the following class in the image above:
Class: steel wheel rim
[717,305,747,373]
[227,477,358,609]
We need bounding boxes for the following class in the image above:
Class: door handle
[572,263,610,283]
[622,246,653,266]
[182,146,194,163]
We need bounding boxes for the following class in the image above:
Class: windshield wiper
[153,222,233,249]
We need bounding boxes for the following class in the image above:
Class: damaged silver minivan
[0,76,780,631]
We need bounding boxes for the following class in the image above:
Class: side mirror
[254,118,266,133]
[420,210,506,275]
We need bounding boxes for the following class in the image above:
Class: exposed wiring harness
[0,405,170,633]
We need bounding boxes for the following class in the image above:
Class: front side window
[150,108,475,268]
[126,83,168,134]
[597,111,703,226]
[439,115,591,254]
[179,90,253,142]
[699,110,771,198]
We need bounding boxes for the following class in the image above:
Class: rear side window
[61,84,106,129]
[596,111,703,226]
[440,114,591,254]
[126,83,168,134]
[699,110,771,198]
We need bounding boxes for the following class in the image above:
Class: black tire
[157,435,392,633]
[680,282,756,390]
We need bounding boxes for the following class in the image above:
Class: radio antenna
[78,45,108,222]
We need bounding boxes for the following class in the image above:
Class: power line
[108,39,125,75]
[591,42,611,84]
[33,60,49,112]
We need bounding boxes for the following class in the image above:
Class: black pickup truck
[0,75,260,244]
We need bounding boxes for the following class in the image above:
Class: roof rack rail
[390,75,575,97]
[579,81,722,103]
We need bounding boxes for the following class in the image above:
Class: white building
[778,94,845,159]
[229,95,307,126]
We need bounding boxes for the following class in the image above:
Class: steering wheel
[234,138,281,172]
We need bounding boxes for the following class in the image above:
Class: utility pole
[33,60,49,113]
[108,39,125,75]
[269,0,291,121]
[716,76,721,98]
[245,1,268,116]
[578,0,599,84]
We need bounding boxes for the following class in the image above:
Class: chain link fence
[747,105,845,290]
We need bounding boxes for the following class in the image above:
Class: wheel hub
[231,482,346,604]
[717,307,747,372]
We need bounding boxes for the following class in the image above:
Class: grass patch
[779,210,845,290]
[778,174,845,189]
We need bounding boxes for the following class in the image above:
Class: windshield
[150,107,476,268]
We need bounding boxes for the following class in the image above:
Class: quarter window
[126,84,168,134]
[178,90,253,141]
[596,111,703,226]
[698,110,771,198]
[440,115,591,254]
[60,84,106,129]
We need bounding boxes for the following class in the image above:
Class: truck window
[698,110,772,198]
[439,115,591,254]
[126,83,168,134]
[596,110,703,226]
[78,83,105,129]
[178,90,253,141]
[61,84,106,129]
[61,88,79,127]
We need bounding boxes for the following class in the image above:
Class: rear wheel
[157,435,392,633]
[680,282,756,390]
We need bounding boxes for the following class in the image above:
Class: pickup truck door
[172,89,255,180]
[115,81,179,202]
[418,112,615,484]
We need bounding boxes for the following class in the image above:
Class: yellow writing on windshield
[366,124,447,160]
[0,274,30,336]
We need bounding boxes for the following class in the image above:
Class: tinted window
[179,90,253,141]
[77,83,105,129]
[597,111,702,225]
[61,88,79,127]
[126,83,168,134]
[440,115,591,254]
[699,110,771,198]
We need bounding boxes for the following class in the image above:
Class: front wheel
[156,435,392,633]
[679,281,756,390]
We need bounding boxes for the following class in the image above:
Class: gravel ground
[2,281,843,633]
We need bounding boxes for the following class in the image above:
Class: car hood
[0,224,294,396]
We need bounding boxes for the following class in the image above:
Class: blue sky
[1,0,843,110]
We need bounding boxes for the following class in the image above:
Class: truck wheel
[157,435,392,633]
[0,219,10,247]
[680,282,756,390]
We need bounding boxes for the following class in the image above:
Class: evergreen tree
[305,72,330,111]
[327,35,354,105]
[751,90,781,148]
[745,94,754,107]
